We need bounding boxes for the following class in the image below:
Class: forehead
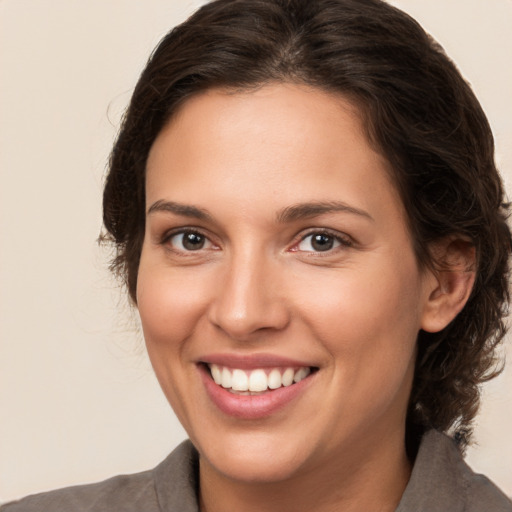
[145,83,402,222]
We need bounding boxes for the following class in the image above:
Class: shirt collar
[153,431,469,512]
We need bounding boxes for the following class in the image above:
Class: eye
[167,230,214,251]
[295,231,349,253]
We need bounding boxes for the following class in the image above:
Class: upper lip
[198,353,317,370]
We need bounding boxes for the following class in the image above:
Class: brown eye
[183,232,205,250]
[297,232,341,252]
[311,234,334,251]
[169,231,211,251]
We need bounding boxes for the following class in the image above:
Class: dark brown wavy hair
[102,0,511,449]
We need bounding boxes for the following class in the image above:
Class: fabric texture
[2,430,511,511]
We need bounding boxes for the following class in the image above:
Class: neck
[198,430,412,512]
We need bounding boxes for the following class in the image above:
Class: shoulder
[441,431,512,512]
[397,430,512,512]
[1,440,199,512]
[0,470,156,512]
[463,468,512,512]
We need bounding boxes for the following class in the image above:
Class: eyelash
[160,228,217,254]
[291,229,353,254]
[160,227,352,255]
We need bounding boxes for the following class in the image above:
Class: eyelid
[289,228,353,253]
[160,226,219,252]
[158,225,352,254]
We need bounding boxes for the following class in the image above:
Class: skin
[137,83,471,512]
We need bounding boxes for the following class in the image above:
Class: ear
[421,238,476,333]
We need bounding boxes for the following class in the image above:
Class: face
[138,84,435,484]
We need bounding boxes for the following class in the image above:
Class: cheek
[135,261,212,424]
[299,262,421,336]
[305,272,419,428]
[136,261,212,349]
[295,258,422,379]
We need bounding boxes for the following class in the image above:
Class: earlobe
[420,239,476,333]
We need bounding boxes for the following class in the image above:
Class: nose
[207,250,290,341]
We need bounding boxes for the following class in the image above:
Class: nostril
[208,309,289,341]
[207,270,290,339]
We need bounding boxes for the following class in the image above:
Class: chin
[195,431,312,483]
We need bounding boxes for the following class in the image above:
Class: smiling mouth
[206,364,316,395]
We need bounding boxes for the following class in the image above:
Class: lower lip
[198,365,314,419]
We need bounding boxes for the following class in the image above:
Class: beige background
[1,0,511,503]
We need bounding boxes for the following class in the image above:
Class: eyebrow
[276,201,374,223]
[147,199,373,223]
[147,200,212,221]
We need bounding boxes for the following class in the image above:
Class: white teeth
[221,367,232,388]
[208,365,312,392]
[231,369,249,391]
[294,367,311,383]
[268,368,282,389]
[249,369,268,392]
[282,368,295,387]
[211,364,222,385]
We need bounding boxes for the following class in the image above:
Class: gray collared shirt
[3,430,511,511]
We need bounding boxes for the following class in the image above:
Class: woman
[3,0,511,510]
